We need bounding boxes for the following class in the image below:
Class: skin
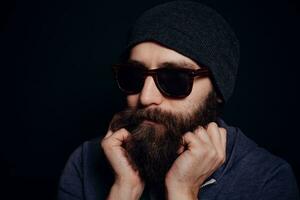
[101,42,227,200]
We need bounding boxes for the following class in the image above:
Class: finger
[182,131,202,149]
[183,129,214,151]
[206,122,223,150]
[206,123,226,163]
[183,130,216,161]
[194,126,211,144]
[111,128,130,143]
[102,128,130,148]
[206,122,222,144]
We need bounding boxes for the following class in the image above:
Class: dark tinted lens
[157,68,191,97]
[115,67,144,93]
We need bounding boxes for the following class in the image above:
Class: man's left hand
[165,122,227,200]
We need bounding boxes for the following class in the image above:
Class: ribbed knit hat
[122,0,240,102]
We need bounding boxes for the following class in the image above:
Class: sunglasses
[113,62,210,98]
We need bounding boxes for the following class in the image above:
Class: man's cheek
[126,95,139,108]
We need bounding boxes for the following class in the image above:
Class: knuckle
[100,137,112,149]
[184,131,196,140]
[120,128,127,132]
[114,128,130,139]
[206,123,219,136]
[186,131,195,136]
[210,122,218,128]
[100,139,108,148]
[208,122,218,130]
[218,153,226,163]
[117,128,127,134]
[194,127,202,134]
[220,127,227,134]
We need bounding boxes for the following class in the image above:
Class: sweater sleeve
[259,162,300,200]
[58,145,84,200]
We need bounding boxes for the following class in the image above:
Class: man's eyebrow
[126,59,200,69]
[159,61,199,70]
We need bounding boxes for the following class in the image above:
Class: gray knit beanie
[122,0,240,102]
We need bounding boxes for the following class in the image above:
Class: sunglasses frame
[113,64,211,98]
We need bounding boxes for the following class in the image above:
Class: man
[58,1,299,199]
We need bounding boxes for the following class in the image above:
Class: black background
[1,0,299,199]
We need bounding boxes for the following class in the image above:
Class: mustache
[110,108,181,133]
[110,89,220,134]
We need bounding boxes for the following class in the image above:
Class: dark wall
[1,0,299,199]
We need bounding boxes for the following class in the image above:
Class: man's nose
[139,76,163,106]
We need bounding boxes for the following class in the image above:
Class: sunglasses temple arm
[193,69,211,77]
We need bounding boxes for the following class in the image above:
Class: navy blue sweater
[58,119,300,199]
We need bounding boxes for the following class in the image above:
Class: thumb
[109,128,130,146]
[101,128,130,149]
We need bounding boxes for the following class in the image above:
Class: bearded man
[58,1,299,199]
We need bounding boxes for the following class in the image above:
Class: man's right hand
[101,128,144,200]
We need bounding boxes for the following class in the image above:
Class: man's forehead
[128,42,200,70]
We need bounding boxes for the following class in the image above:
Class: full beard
[109,90,219,194]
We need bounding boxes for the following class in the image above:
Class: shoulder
[243,141,299,199]
[234,131,293,180]
[58,137,113,200]
[222,127,299,199]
